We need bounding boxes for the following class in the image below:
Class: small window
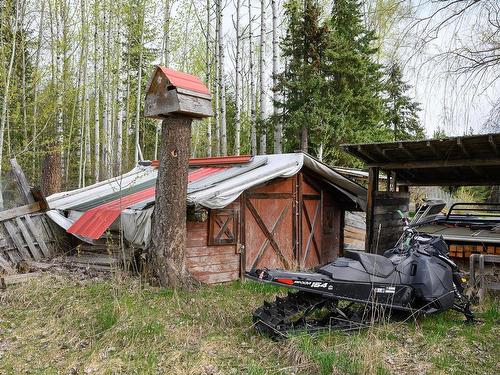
[209,208,237,245]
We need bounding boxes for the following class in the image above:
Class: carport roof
[341,133,500,186]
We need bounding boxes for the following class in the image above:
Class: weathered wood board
[0,213,61,274]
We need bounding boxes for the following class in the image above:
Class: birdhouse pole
[144,66,212,288]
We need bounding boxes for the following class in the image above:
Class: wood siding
[185,172,349,284]
[185,201,240,284]
[344,211,366,251]
[370,191,409,254]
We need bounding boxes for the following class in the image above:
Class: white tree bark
[214,0,221,156]
[234,0,241,156]
[134,4,145,164]
[259,0,267,154]
[219,6,227,156]
[205,0,212,157]
[93,0,100,182]
[248,0,257,155]
[115,8,123,175]
[32,1,45,179]
[101,2,110,178]
[271,0,281,154]
[162,0,172,66]
[157,0,172,160]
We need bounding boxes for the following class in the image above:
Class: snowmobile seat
[343,250,395,278]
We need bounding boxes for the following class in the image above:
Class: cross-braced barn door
[243,180,295,271]
[300,179,322,269]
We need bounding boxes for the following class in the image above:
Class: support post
[365,167,379,253]
[145,66,212,288]
[151,116,198,288]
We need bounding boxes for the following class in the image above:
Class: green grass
[0,275,498,374]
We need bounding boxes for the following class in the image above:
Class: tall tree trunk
[162,0,171,66]
[20,1,27,149]
[248,0,257,155]
[78,0,90,187]
[205,0,212,157]
[32,1,45,181]
[218,1,227,155]
[301,126,308,153]
[125,49,132,170]
[259,0,266,154]
[151,116,199,288]
[84,90,91,186]
[271,0,281,154]
[0,0,20,208]
[101,1,109,178]
[115,20,124,175]
[93,0,100,182]
[214,0,221,156]
[135,5,145,163]
[59,0,68,184]
[234,0,241,156]
[47,0,63,194]
[41,152,62,196]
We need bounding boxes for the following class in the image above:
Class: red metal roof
[67,167,224,240]
[158,66,210,95]
[150,155,252,168]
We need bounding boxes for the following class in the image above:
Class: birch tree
[93,0,100,182]
[271,0,281,153]
[214,0,221,156]
[248,0,257,155]
[259,0,267,154]
[234,0,241,155]
[205,0,212,156]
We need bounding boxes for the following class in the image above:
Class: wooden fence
[0,213,61,274]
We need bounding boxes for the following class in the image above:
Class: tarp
[46,152,367,247]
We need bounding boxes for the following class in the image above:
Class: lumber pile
[449,244,500,258]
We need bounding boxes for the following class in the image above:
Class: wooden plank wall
[370,191,410,254]
[344,211,366,251]
[185,201,240,284]
[321,189,342,262]
[0,213,62,274]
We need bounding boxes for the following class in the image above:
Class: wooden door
[300,178,322,269]
[243,178,295,271]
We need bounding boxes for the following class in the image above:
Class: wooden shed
[342,133,500,256]
[47,153,366,283]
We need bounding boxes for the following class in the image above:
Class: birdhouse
[144,66,213,119]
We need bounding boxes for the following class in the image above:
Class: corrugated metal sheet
[50,153,368,242]
[67,187,156,239]
[68,167,224,239]
[159,66,210,95]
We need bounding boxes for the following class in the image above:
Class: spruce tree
[277,0,391,162]
[275,0,331,153]
[384,62,424,140]
[323,0,390,162]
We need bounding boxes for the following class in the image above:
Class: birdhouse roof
[158,66,210,95]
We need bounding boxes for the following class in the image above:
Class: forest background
[0,0,498,205]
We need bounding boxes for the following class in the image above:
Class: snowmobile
[247,200,474,337]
